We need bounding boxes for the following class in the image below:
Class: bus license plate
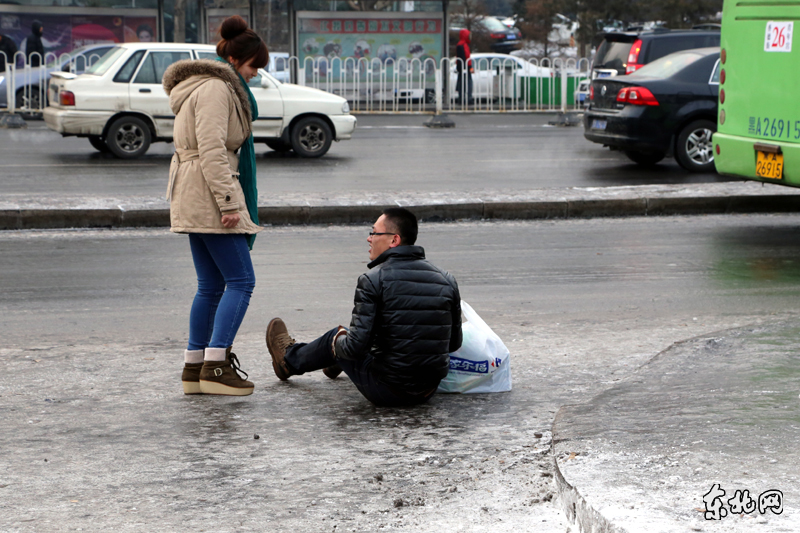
[592,119,607,130]
[756,151,784,179]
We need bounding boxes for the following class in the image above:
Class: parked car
[574,78,590,107]
[583,47,720,172]
[592,28,719,79]
[451,16,522,54]
[450,53,554,101]
[0,43,115,111]
[43,43,356,159]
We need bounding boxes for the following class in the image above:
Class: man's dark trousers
[284,328,437,407]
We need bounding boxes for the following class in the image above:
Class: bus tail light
[616,86,659,106]
[59,90,75,106]
[626,39,644,73]
[589,84,594,100]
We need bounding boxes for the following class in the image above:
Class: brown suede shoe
[182,362,204,394]
[198,348,254,396]
[266,318,296,381]
[322,365,342,379]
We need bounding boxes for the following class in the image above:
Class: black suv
[592,27,720,78]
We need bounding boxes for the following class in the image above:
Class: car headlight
[342,100,350,114]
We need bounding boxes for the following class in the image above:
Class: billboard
[296,11,443,81]
[0,12,157,65]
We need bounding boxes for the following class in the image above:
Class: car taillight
[616,86,659,106]
[60,90,75,106]
[626,39,643,74]
[490,32,506,39]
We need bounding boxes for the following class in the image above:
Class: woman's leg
[187,234,226,351]
[199,233,256,349]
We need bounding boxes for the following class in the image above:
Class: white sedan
[450,53,555,101]
[43,43,356,158]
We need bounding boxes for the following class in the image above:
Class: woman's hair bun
[220,15,248,41]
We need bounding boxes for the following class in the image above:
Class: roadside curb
[3,193,800,230]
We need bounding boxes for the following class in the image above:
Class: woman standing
[163,15,268,396]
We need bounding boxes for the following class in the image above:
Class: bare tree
[173,0,186,43]
[519,0,564,57]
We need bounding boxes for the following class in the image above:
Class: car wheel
[675,119,716,173]
[424,88,436,104]
[88,135,110,153]
[290,116,332,158]
[15,86,45,114]
[265,139,292,153]
[624,150,666,167]
[106,116,152,159]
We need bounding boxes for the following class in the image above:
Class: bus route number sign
[765,21,793,52]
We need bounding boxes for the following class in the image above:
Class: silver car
[1,44,114,111]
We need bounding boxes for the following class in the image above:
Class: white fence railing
[2,50,110,114]
[290,55,591,113]
[1,50,590,115]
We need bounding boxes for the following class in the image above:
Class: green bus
[713,0,800,185]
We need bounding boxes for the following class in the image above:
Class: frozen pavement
[2,218,800,532]
[553,321,800,533]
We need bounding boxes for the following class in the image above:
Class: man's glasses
[369,232,396,237]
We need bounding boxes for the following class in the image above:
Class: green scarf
[216,57,259,250]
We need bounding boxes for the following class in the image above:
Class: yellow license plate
[756,151,784,179]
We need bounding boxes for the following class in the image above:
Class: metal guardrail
[291,55,591,114]
[1,50,108,115]
[1,50,590,115]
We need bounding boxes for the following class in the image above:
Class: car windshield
[630,50,705,79]
[481,17,508,31]
[85,47,126,75]
[594,39,633,70]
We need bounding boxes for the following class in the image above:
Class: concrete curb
[551,404,625,533]
[3,194,800,230]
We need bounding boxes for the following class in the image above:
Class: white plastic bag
[437,301,512,394]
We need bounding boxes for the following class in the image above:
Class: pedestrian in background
[455,28,474,105]
[27,21,44,67]
[0,33,17,72]
[162,15,268,396]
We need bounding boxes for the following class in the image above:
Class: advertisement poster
[297,12,443,81]
[0,12,157,65]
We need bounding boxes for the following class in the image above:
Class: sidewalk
[3,181,800,230]
[553,321,800,532]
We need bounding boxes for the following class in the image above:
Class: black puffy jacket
[337,245,462,392]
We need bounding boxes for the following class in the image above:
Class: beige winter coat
[163,59,261,235]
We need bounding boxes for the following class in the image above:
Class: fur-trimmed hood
[163,59,251,123]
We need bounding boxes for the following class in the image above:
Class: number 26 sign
[764,21,793,52]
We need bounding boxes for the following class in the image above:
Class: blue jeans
[187,233,255,350]
[284,328,438,407]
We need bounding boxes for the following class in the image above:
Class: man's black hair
[382,207,418,245]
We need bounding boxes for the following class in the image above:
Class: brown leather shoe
[322,365,342,379]
[198,348,254,396]
[181,362,204,394]
[266,318,297,381]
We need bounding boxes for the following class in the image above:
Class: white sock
[204,347,228,362]
[184,349,204,364]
